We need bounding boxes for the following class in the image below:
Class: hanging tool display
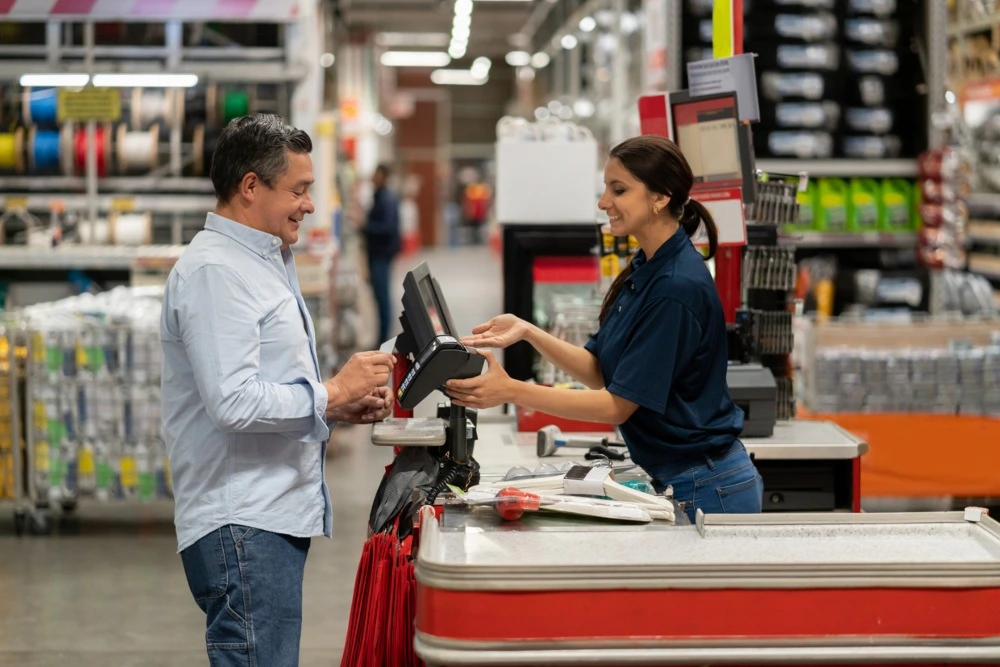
[744,246,797,291]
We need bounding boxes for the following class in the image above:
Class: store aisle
[0,244,502,667]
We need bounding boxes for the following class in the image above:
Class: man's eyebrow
[293,179,315,188]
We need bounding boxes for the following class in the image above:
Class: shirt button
[618,305,622,312]
[630,284,635,291]
[272,239,279,245]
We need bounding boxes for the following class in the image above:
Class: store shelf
[756,159,918,178]
[947,12,1000,37]
[0,245,186,271]
[778,231,918,249]
[0,177,215,194]
[969,220,1000,245]
[1,193,216,214]
[968,192,1000,215]
[0,61,306,83]
[969,253,1000,282]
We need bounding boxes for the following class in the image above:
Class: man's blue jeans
[368,254,393,346]
[180,526,311,667]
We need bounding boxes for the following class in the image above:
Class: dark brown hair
[598,135,719,324]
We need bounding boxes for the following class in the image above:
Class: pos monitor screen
[396,262,459,357]
[669,90,756,200]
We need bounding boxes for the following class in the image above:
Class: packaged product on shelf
[844,18,899,47]
[761,72,827,101]
[848,0,896,16]
[878,179,915,232]
[816,178,850,232]
[767,131,834,158]
[847,178,883,232]
[843,135,902,159]
[845,108,894,134]
[773,101,841,130]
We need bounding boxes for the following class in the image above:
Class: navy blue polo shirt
[584,229,744,478]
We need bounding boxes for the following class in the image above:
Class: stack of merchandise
[808,337,1000,415]
[918,146,970,270]
[23,287,170,506]
[0,323,15,503]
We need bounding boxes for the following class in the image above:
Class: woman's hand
[460,314,531,350]
[444,351,516,410]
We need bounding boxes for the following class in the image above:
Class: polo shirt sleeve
[606,297,704,414]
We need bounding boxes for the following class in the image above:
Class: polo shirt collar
[204,212,282,257]
[627,227,690,292]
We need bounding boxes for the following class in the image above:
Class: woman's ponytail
[679,197,719,260]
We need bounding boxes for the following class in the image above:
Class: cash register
[389,262,485,462]
[727,309,778,438]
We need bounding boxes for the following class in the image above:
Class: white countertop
[471,417,867,480]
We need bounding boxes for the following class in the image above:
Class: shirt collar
[204,212,283,258]
[627,228,690,292]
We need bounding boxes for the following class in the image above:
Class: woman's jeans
[180,525,311,667]
[650,440,764,523]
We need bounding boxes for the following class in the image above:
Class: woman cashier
[444,135,763,522]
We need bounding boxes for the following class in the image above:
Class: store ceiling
[335,0,537,57]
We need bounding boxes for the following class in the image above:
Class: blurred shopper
[364,163,402,346]
[160,114,395,667]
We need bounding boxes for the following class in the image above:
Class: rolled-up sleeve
[606,297,703,414]
[173,264,330,442]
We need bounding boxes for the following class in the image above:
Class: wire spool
[73,123,112,177]
[116,124,159,175]
[21,88,59,126]
[109,212,152,246]
[221,89,251,125]
[192,123,221,178]
[78,217,111,244]
[185,85,211,128]
[28,126,61,173]
[0,127,25,173]
[130,88,177,129]
[205,84,220,128]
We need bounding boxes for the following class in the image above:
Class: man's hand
[329,386,393,424]
[324,351,394,420]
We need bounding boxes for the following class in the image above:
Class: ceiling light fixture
[431,69,487,85]
[380,51,452,67]
[91,73,198,87]
[376,32,451,47]
[319,52,335,68]
[505,50,531,67]
[560,34,578,50]
[454,0,473,16]
[530,52,550,68]
[579,16,597,32]
[19,73,90,87]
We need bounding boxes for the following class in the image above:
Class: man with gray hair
[160,114,395,666]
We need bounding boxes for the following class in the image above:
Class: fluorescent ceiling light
[472,56,492,70]
[454,0,473,16]
[319,52,335,68]
[376,32,450,47]
[561,34,578,50]
[453,14,471,29]
[92,73,198,87]
[431,69,487,86]
[448,44,467,59]
[19,74,89,87]
[380,51,451,67]
[531,51,551,68]
[452,25,471,40]
[579,16,597,32]
[505,50,531,67]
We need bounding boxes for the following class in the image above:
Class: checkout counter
[361,262,1000,667]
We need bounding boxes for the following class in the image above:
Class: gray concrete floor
[0,244,502,667]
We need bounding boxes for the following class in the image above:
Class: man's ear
[239,171,259,203]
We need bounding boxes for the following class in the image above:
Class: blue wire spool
[29,127,61,172]
[22,88,59,126]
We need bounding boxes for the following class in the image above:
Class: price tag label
[57,88,121,122]
[110,197,135,212]
[4,196,28,210]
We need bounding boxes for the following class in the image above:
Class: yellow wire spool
[0,128,25,173]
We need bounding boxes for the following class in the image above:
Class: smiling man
[160,114,395,667]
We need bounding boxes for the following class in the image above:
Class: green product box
[787,180,818,231]
[879,179,914,232]
[816,178,849,232]
[848,178,882,232]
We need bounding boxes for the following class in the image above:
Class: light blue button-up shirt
[160,213,332,552]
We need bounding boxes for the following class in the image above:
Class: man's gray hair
[210,113,312,202]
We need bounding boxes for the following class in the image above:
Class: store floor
[0,243,502,667]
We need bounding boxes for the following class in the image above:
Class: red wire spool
[73,124,110,177]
